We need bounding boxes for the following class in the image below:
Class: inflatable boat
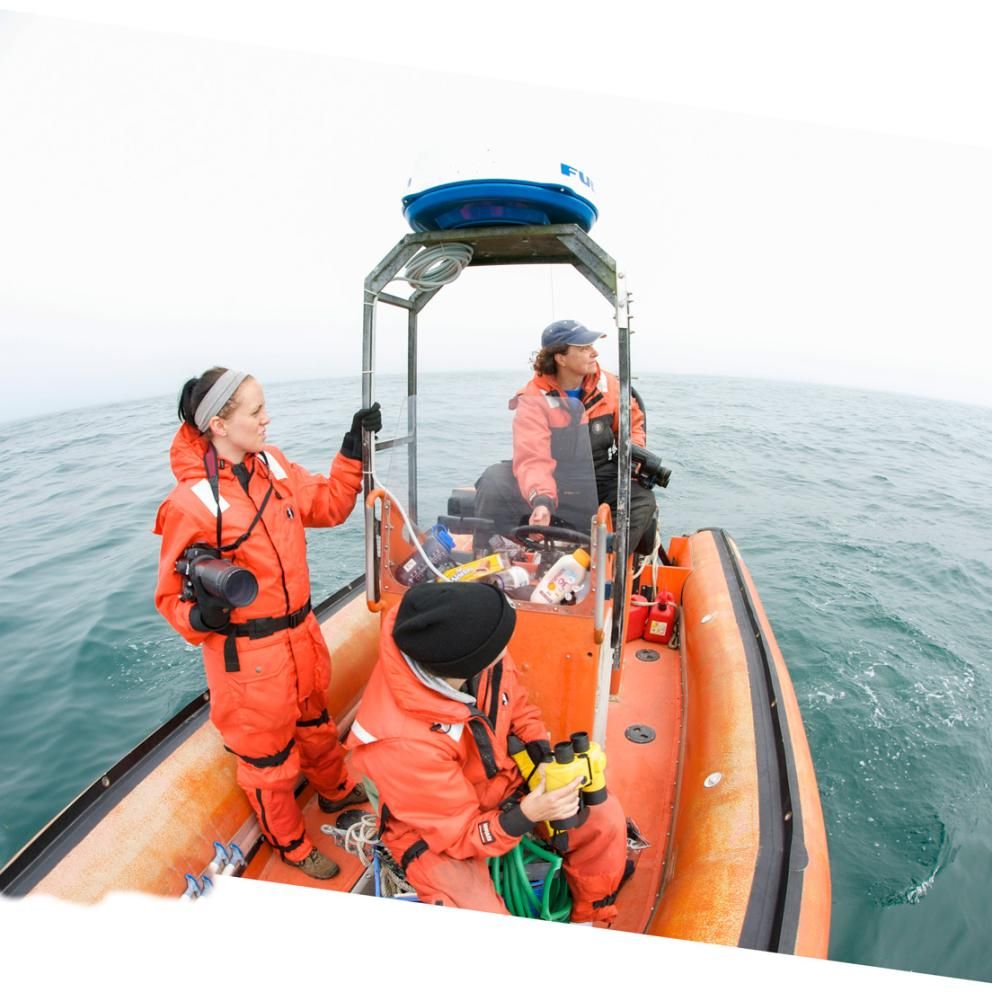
[0,223,830,956]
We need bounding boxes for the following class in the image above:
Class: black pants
[474,462,658,555]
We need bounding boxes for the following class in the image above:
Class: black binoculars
[631,444,672,490]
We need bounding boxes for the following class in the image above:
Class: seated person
[347,582,630,924]
[475,319,658,554]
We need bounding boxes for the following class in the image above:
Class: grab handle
[592,504,611,644]
[364,488,387,612]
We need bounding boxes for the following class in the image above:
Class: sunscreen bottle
[529,548,591,605]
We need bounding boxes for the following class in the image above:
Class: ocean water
[1,372,991,983]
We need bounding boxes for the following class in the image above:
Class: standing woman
[153,367,381,879]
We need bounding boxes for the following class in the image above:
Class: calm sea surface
[1,373,991,982]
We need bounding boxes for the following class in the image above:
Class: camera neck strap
[203,445,274,555]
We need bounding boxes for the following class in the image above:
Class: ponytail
[177,366,236,433]
[177,377,202,425]
[532,344,569,376]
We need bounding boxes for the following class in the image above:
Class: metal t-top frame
[361,223,635,663]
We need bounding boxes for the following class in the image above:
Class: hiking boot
[284,847,340,880]
[317,782,368,814]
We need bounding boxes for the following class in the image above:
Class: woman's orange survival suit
[511,366,646,514]
[475,365,657,553]
[154,422,361,862]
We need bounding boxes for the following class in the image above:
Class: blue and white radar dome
[402,152,599,233]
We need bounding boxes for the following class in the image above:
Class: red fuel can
[644,591,677,645]
[626,594,650,641]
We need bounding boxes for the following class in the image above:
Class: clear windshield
[375,380,600,606]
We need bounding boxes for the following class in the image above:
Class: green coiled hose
[489,835,572,922]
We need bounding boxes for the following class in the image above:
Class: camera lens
[195,558,259,607]
[216,567,259,607]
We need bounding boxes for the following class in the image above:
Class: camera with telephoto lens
[630,444,672,490]
[175,546,259,608]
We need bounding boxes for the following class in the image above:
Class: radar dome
[402,147,599,233]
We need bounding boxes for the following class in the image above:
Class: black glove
[189,598,231,633]
[341,401,382,460]
[525,738,554,766]
[529,495,556,514]
[351,402,382,436]
[188,574,232,632]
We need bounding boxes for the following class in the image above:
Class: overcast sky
[1,2,990,424]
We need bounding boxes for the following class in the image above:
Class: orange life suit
[154,422,361,862]
[511,366,646,513]
[347,606,629,923]
[474,366,657,553]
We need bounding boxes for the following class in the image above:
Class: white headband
[193,370,249,432]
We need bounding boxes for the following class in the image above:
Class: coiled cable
[371,478,453,583]
[395,243,473,290]
[489,835,572,921]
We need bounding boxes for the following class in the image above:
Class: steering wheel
[510,524,590,554]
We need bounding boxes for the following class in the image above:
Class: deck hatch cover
[624,724,656,744]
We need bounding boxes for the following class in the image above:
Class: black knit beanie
[393,582,517,679]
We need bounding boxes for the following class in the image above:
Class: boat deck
[606,634,682,932]
[241,633,683,932]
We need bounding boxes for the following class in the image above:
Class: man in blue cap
[476,319,658,554]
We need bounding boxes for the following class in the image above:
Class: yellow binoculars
[551,732,608,806]
[508,731,609,837]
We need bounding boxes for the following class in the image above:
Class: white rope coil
[323,812,380,866]
[379,860,416,898]
[322,811,416,896]
[397,243,473,289]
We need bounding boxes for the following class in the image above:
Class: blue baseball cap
[541,319,607,349]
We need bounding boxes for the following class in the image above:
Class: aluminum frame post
[611,270,632,665]
[407,307,418,525]
[362,286,379,606]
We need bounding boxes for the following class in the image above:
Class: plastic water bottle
[530,548,591,605]
[394,524,457,586]
[483,566,530,592]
